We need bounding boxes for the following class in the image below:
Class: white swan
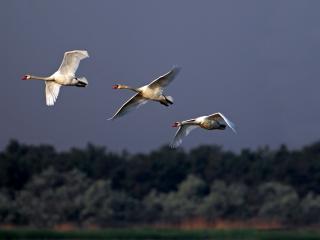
[22,50,89,106]
[108,66,180,120]
[170,112,237,148]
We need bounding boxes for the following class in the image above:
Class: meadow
[1,228,320,240]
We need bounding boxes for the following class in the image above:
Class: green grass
[0,228,320,239]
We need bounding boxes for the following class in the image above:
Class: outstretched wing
[148,66,181,89]
[170,125,199,148]
[58,50,89,75]
[207,112,237,133]
[108,94,148,120]
[45,81,61,106]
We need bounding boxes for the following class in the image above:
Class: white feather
[217,112,237,133]
[170,125,199,148]
[57,50,89,76]
[45,81,61,106]
[108,94,148,120]
[148,66,181,89]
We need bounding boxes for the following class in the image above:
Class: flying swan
[22,50,89,106]
[109,66,180,120]
[170,112,236,148]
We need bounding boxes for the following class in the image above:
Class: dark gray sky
[1,0,320,153]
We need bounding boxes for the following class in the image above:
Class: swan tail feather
[76,77,88,87]
[165,95,174,104]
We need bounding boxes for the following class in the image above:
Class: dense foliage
[0,140,320,227]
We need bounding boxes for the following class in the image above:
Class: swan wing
[170,125,199,148]
[108,93,147,120]
[148,66,181,89]
[45,81,61,106]
[57,50,89,75]
[207,112,237,133]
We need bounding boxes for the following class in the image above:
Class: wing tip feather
[64,50,89,58]
[171,65,181,75]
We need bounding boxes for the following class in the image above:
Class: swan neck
[122,85,140,93]
[30,75,51,81]
[182,120,197,126]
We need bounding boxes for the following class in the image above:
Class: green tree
[257,182,300,223]
[15,168,91,227]
[81,180,142,226]
[300,192,320,224]
[160,175,207,221]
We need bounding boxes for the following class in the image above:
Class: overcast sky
[1,1,320,153]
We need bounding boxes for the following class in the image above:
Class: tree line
[0,140,320,227]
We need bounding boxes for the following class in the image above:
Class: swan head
[22,75,31,80]
[113,84,130,89]
[172,122,181,128]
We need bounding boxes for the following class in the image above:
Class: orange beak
[172,122,179,127]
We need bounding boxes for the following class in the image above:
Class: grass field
[0,228,320,240]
